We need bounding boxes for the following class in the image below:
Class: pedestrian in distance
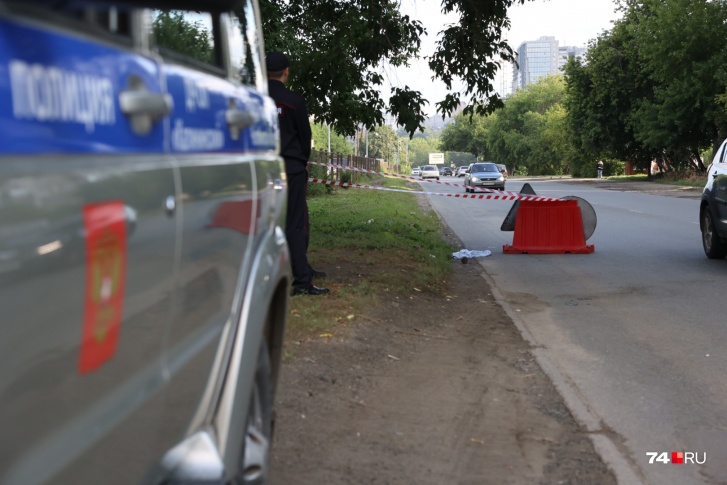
[597,160,604,179]
[266,51,329,296]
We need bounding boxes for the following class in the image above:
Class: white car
[457,165,469,177]
[420,165,440,180]
[412,167,421,176]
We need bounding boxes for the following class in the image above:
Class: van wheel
[701,208,727,259]
[237,342,272,485]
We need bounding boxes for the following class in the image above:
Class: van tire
[236,342,273,485]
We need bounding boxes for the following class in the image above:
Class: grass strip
[285,176,456,344]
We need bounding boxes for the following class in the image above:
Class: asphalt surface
[424,176,725,485]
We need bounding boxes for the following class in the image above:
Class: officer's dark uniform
[266,52,328,295]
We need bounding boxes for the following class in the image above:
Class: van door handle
[713,172,719,179]
[226,108,257,141]
[120,91,173,118]
[119,75,173,136]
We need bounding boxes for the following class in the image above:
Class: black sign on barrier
[500,183,537,231]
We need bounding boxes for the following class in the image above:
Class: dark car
[0,1,291,484]
[700,138,727,258]
[439,166,453,176]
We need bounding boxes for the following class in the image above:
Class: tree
[445,152,476,166]
[257,0,531,137]
[628,0,727,169]
[407,137,440,166]
[311,123,353,154]
[564,0,727,173]
[366,125,398,163]
[563,14,658,175]
[486,76,571,175]
[440,113,493,158]
[153,11,214,64]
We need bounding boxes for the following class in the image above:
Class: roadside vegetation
[285,177,455,342]
[607,173,706,188]
[440,0,727,181]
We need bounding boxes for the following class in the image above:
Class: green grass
[285,175,456,344]
[606,173,706,188]
[606,174,650,182]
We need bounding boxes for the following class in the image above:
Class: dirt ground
[269,211,618,484]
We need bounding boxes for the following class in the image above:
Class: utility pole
[365,129,368,158]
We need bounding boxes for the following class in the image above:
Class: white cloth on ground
[452,249,492,260]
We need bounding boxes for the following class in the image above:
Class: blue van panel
[246,90,278,152]
[0,17,164,154]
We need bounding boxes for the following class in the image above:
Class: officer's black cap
[266,51,290,71]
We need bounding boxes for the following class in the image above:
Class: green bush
[307,163,331,197]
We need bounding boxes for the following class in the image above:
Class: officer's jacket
[268,79,312,174]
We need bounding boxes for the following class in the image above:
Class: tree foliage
[153,11,214,64]
[441,76,574,175]
[366,125,399,162]
[564,0,727,173]
[630,0,727,169]
[311,123,353,155]
[258,0,530,137]
[407,137,440,166]
[440,114,492,159]
[487,76,571,175]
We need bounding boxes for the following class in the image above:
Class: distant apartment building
[511,36,585,92]
[558,45,587,70]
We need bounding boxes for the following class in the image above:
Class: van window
[229,0,265,90]
[153,10,221,69]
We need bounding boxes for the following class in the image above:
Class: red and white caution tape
[307,160,554,200]
[309,160,460,187]
[308,178,560,202]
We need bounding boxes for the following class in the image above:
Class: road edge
[475,262,647,485]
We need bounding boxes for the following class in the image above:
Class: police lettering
[9,60,115,132]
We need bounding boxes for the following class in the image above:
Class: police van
[0,1,290,483]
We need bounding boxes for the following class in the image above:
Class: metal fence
[310,150,394,183]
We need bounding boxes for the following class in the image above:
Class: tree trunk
[692,147,706,172]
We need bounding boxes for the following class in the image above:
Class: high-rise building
[511,36,585,92]
[558,45,586,70]
[511,36,559,92]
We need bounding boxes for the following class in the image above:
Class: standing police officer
[266,51,329,296]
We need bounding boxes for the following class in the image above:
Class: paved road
[424,176,726,485]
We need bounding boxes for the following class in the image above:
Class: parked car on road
[700,138,727,258]
[0,1,290,484]
[439,166,453,176]
[464,162,506,192]
[412,167,421,176]
[457,165,469,177]
[420,165,440,180]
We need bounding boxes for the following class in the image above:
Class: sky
[385,0,623,118]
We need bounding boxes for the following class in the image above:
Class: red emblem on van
[78,201,127,374]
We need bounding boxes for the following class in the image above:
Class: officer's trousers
[286,169,312,291]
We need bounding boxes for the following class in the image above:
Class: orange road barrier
[503,199,595,254]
